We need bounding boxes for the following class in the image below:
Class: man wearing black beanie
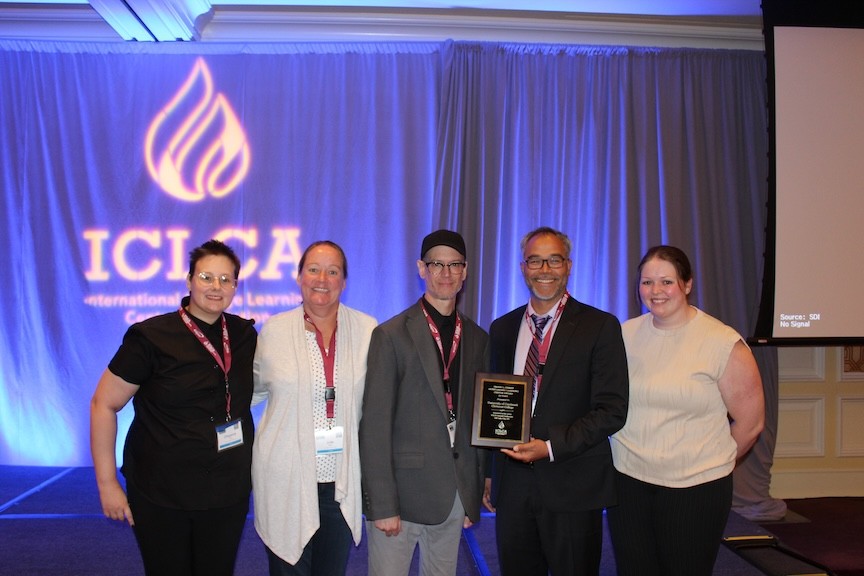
[359,229,490,576]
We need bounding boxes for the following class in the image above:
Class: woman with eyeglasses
[90,238,257,576]
[251,240,377,576]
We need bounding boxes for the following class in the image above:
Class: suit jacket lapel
[503,306,526,373]
[456,321,473,417]
[536,299,579,402]
[407,303,450,419]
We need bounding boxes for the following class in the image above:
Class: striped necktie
[524,314,550,398]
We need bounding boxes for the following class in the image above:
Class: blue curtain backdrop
[0,40,769,473]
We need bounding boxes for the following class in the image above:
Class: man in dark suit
[483,226,629,576]
[359,229,489,576]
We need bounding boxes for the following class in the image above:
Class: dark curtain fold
[434,43,768,334]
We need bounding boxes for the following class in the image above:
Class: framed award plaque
[470,372,532,448]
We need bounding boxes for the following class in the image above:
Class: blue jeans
[266,482,352,576]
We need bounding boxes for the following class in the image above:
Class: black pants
[606,471,733,576]
[495,465,603,576]
[127,482,249,576]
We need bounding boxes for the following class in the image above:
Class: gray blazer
[359,300,490,525]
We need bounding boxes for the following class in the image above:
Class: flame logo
[145,58,251,202]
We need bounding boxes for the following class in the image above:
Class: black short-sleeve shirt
[109,307,257,510]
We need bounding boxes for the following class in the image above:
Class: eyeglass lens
[197,273,237,287]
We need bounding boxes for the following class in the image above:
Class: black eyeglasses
[523,256,567,270]
[424,261,467,275]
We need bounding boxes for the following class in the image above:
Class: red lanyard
[420,299,462,419]
[305,313,337,420]
[524,292,569,390]
[179,307,233,422]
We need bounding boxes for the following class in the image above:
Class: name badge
[315,425,344,455]
[216,419,244,452]
[447,419,457,448]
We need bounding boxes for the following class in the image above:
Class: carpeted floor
[757,497,864,576]
[1,465,853,575]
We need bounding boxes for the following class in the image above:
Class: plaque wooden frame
[470,372,532,448]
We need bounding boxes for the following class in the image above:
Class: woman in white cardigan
[251,241,377,576]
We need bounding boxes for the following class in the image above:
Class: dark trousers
[127,482,249,576]
[266,482,353,576]
[495,466,603,576]
[606,470,733,576]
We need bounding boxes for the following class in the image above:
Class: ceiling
[0,0,764,47]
